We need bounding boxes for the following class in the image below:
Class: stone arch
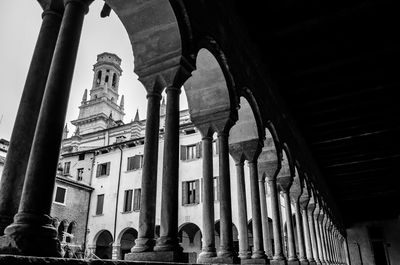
[104,0,186,88]
[184,45,238,132]
[258,124,282,181]
[117,227,138,260]
[57,219,68,242]
[66,221,77,243]
[94,229,113,260]
[178,222,202,254]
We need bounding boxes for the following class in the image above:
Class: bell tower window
[112,73,117,88]
[96,71,102,85]
[105,75,109,84]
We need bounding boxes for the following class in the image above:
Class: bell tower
[71,52,125,134]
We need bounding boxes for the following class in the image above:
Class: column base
[2,213,61,257]
[300,260,310,265]
[288,259,301,265]
[309,261,317,265]
[131,237,156,252]
[153,236,182,252]
[125,250,187,262]
[198,250,217,262]
[270,259,288,265]
[198,255,240,264]
[242,257,270,264]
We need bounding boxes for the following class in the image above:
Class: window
[54,186,66,204]
[182,180,200,205]
[112,73,117,87]
[123,190,133,212]
[213,177,219,201]
[212,140,219,155]
[96,162,110,177]
[96,194,105,215]
[78,153,85,160]
[105,75,109,84]
[77,168,84,181]
[133,189,141,211]
[180,142,202,161]
[63,162,70,175]
[96,71,102,85]
[127,155,143,171]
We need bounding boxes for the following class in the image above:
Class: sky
[0,0,187,140]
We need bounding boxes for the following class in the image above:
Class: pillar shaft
[236,162,250,259]
[302,209,314,262]
[319,221,329,264]
[198,134,217,260]
[132,89,162,252]
[315,218,326,264]
[267,178,285,261]
[308,211,320,263]
[313,215,323,263]
[0,8,62,235]
[4,0,88,257]
[283,191,297,261]
[259,180,273,259]
[155,86,181,252]
[217,132,235,258]
[248,161,266,259]
[294,201,307,262]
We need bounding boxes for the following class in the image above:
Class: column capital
[64,0,93,13]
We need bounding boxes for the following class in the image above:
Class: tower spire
[120,95,124,109]
[134,109,140,122]
[62,124,69,139]
[82,89,87,103]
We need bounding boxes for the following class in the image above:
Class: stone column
[235,159,251,260]
[267,176,286,265]
[3,0,91,257]
[216,129,237,262]
[293,199,307,265]
[319,214,329,265]
[321,215,331,264]
[0,5,62,235]
[112,244,121,260]
[307,200,321,265]
[313,205,323,265]
[314,208,326,265]
[198,126,217,262]
[300,195,315,265]
[248,160,267,261]
[154,84,186,259]
[129,79,164,254]
[259,178,273,260]
[278,177,299,265]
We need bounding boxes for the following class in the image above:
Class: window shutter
[96,164,101,177]
[106,162,110,175]
[196,143,201,158]
[96,195,104,215]
[180,145,187,161]
[195,179,200,203]
[200,178,203,203]
[133,190,138,210]
[127,157,132,171]
[133,155,140,169]
[127,190,133,211]
[182,181,188,205]
[199,141,202,157]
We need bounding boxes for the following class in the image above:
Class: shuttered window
[63,162,70,174]
[182,180,200,205]
[133,189,141,211]
[127,155,143,171]
[96,162,110,177]
[54,186,66,204]
[180,142,202,161]
[123,190,133,212]
[96,194,104,215]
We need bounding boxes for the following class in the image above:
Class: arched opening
[57,220,68,242]
[95,230,113,259]
[178,222,202,256]
[112,73,117,88]
[96,70,102,85]
[118,228,137,260]
[105,75,109,84]
[248,219,254,252]
[268,217,274,256]
[66,222,77,243]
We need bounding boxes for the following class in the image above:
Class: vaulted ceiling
[231,0,400,225]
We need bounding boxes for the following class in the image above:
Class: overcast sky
[0,0,188,140]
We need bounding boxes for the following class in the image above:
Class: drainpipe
[83,151,96,257]
[112,146,124,259]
